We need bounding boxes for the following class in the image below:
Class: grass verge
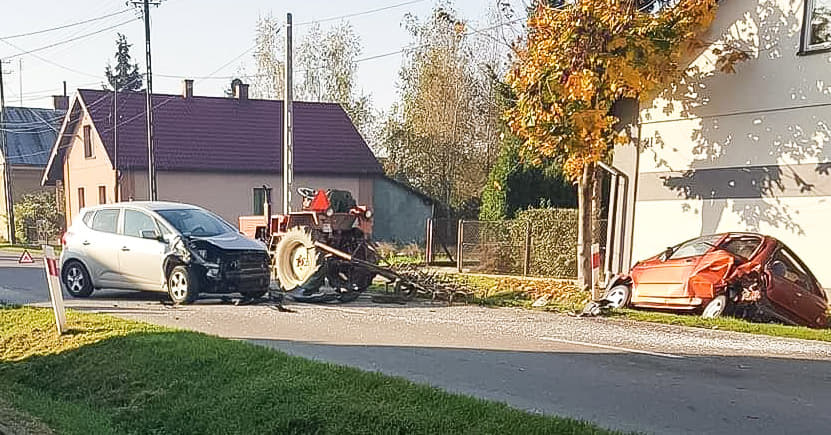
[0,244,61,255]
[611,308,831,342]
[0,306,615,434]
[447,273,831,343]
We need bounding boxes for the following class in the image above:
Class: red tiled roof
[77,89,382,175]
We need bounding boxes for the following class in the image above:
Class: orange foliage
[505,0,724,180]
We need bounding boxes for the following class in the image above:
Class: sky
[1,0,527,111]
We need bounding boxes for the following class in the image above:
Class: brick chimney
[182,79,194,99]
[52,95,69,110]
[234,82,249,102]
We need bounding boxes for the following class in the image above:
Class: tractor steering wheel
[297,187,317,200]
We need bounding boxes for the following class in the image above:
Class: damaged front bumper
[167,236,271,294]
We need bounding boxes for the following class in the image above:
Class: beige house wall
[121,170,373,225]
[613,0,831,286]
[62,108,116,226]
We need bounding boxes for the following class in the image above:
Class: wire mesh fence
[425,218,458,266]
[457,220,530,276]
[22,219,51,245]
[427,212,610,281]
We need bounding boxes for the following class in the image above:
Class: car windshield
[156,208,236,237]
[667,235,722,260]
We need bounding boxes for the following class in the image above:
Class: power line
[295,0,427,26]
[1,18,137,59]
[0,38,103,78]
[0,9,132,40]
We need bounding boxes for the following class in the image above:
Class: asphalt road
[2,250,831,434]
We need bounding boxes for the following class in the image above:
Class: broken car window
[157,208,236,237]
[771,249,811,288]
[668,235,721,260]
[720,236,761,260]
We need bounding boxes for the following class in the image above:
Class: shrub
[375,241,424,266]
[467,208,577,278]
[13,191,64,245]
[480,142,577,221]
[515,208,578,278]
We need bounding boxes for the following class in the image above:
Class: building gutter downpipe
[596,161,629,284]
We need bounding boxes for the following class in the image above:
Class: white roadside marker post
[591,243,602,300]
[42,245,66,334]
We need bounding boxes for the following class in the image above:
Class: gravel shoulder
[93,296,831,360]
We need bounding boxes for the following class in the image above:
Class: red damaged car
[604,233,828,328]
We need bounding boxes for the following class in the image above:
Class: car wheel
[167,265,199,305]
[701,295,728,319]
[62,260,93,297]
[604,284,631,308]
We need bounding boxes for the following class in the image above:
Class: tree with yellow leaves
[505,0,745,292]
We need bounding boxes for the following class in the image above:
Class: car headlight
[325,208,335,217]
[364,209,373,219]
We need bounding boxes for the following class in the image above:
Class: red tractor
[239,186,379,302]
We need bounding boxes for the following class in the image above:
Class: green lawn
[610,308,831,342]
[0,244,61,255]
[0,306,614,434]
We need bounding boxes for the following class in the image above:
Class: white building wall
[619,0,831,286]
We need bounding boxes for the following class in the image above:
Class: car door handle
[82,241,90,246]
[795,292,803,297]
[121,246,130,252]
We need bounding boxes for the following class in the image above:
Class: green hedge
[516,208,578,278]
[470,208,578,279]
[13,191,64,245]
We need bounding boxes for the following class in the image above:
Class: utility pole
[114,76,119,202]
[132,0,159,200]
[282,12,293,214]
[0,59,16,244]
[17,59,22,106]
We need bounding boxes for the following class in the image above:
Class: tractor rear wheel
[274,228,320,291]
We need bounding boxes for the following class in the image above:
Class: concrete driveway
[3,250,831,434]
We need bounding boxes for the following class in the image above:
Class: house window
[83,125,93,158]
[803,0,831,52]
[253,187,267,215]
[78,187,85,209]
[98,186,107,204]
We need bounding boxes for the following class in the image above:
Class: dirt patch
[0,397,53,435]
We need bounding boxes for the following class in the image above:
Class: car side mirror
[662,247,674,261]
[141,229,162,241]
[770,260,787,277]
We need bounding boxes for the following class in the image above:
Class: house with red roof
[42,81,432,243]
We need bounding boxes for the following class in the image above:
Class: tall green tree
[381,5,502,215]
[104,33,143,91]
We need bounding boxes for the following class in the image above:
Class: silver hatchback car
[60,201,271,304]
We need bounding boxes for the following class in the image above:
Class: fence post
[457,220,464,273]
[523,221,531,276]
[425,218,433,265]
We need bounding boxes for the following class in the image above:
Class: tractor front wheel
[274,228,320,291]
